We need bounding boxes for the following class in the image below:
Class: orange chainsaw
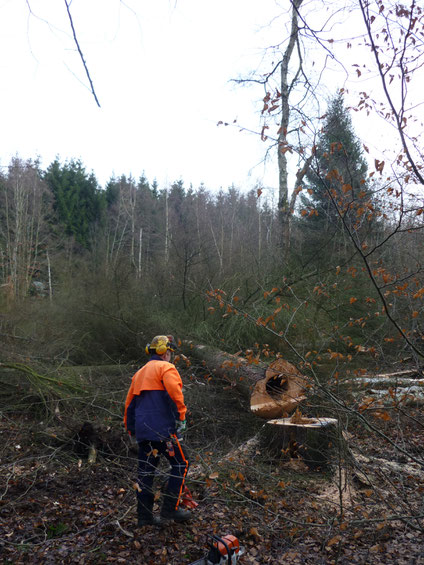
[189,534,245,565]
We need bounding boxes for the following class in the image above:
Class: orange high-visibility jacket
[124,358,187,442]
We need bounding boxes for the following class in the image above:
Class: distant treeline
[1,95,422,365]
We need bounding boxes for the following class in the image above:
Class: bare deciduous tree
[0,158,52,302]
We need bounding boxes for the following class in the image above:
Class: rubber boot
[137,493,162,527]
[160,492,192,523]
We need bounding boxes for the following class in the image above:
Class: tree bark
[278,0,303,258]
[183,342,267,390]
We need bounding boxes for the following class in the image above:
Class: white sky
[0,0,285,191]
[0,1,415,194]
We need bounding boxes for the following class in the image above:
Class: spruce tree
[45,159,105,248]
[297,93,384,347]
[299,93,373,268]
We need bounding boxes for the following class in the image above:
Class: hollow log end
[250,358,309,419]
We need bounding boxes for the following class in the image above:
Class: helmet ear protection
[145,335,176,356]
[155,341,168,355]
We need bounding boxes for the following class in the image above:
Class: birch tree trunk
[137,227,143,280]
[46,249,53,303]
[164,188,169,265]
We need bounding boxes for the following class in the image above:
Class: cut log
[87,445,97,464]
[74,422,98,463]
[183,342,310,418]
[363,368,423,379]
[250,358,310,419]
[260,416,339,470]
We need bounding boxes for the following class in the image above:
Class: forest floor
[1,406,424,565]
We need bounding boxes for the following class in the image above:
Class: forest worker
[124,335,191,527]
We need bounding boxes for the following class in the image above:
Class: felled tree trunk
[183,342,310,419]
[182,341,267,387]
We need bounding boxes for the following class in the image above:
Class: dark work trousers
[137,435,189,509]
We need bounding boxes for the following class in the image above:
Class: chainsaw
[189,534,245,565]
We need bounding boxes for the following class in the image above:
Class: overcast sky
[0,0,290,191]
[0,0,408,195]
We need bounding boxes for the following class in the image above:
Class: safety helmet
[145,335,177,356]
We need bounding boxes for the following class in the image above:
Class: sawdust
[219,435,261,465]
[289,408,317,425]
[316,468,358,510]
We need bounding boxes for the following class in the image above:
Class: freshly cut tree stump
[260,415,339,470]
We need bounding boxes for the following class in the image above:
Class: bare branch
[63,0,101,108]
[358,0,424,185]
